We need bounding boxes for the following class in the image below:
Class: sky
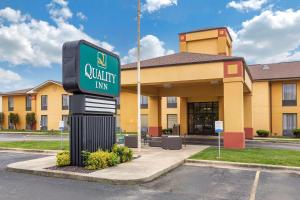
[0,0,300,92]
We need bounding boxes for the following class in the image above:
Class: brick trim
[224,132,245,149]
[244,128,253,139]
[149,127,162,137]
[218,28,226,37]
[179,34,186,42]
[224,61,243,78]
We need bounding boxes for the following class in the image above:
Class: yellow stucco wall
[121,62,224,87]
[161,97,180,129]
[252,82,270,135]
[179,28,232,56]
[1,82,70,131]
[271,80,300,136]
[35,83,69,130]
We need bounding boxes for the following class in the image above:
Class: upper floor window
[283,83,297,106]
[8,96,14,111]
[167,97,177,108]
[41,95,48,110]
[62,94,69,110]
[141,95,148,109]
[26,96,32,111]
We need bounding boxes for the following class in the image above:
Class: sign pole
[137,0,141,152]
[218,132,221,159]
[215,121,223,159]
[61,129,63,150]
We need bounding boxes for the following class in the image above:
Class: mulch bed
[47,166,96,174]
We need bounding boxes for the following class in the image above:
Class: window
[283,83,297,106]
[26,96,32,111]
[283,113,297,136]
[40,115,48,130]
[116,97,120,109]
[62,115,69,131]
[141,114,148,133]
[8,96,14,111]
[41,95,48,110]
[167,114,178,129]
[141,95,148,109]
[62,94,69,110]
[167,97,177,108]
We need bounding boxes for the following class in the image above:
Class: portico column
[179,97,188,135]
[148,96,162,137]
[223,79,245,149]
[244,94,253,139]
[223,60,245,149]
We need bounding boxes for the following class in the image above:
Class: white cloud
[76,12,87,21]
[0,7,29,23]
[122,35,174,64]
[0,0,115,67]
[0,68,33,91]
[227,0,268,11]
[230,9,300,64]
[142,0,177,13]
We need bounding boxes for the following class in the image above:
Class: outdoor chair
[124,135,138,148]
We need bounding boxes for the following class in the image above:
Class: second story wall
[35,83,69,130]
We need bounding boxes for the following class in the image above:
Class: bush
[162,128,172,135]
[81,150,91,166]
[112,144,133,163]
[56,151,70,167]
[85,150,111,170]
[107,152,120,167]
[256,130,270,137]
[293,129,300,138]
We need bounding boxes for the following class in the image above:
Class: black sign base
[70,114,116,166]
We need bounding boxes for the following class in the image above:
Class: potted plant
[8,113,19,130]
[26,112,36,130]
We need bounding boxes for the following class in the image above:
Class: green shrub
[56,151,70,167]
[293,129,300,138]
[81,150,91,166]
[256,130,270,137]
[112,144,133,163]
[162,128,172,135]
[85,150,110,170]
[107,152,120,167]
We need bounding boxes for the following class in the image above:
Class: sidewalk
[7,145,208,184]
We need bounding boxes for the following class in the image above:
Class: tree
[8,113,19,130]
[0,112,4,130]
[26,112,36,130]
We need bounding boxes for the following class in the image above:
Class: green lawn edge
[190,147,300,167]
[0,141,69,150]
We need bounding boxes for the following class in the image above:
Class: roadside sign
[62,40,120,97]
[215,121,223,133]
[215,121,223,159]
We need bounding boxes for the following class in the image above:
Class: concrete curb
[185,159,300,172]
[6,159,184,185]
[0,147,59,154]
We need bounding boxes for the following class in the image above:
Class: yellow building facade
[1,80,70,131]
[1,27,300,149]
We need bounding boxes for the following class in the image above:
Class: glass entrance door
[188,102,219,135]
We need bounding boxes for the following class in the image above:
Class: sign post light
[137,0,141,152]
[63,40,120,166]
[215,121,223,159]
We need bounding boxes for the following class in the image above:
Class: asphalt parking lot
[0,151,300,200]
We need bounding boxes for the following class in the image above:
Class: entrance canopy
[120,51,253,149]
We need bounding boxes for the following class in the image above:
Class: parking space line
[249,170,260,200]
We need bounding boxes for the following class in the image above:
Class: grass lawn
[0,141,69,150]
[0,129,69,135]
[190,147,300,167]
